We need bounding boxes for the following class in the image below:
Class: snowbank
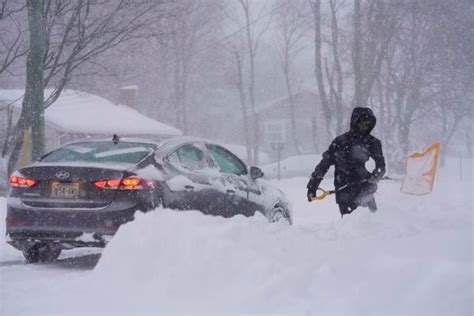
[68,168,473,314]
[0,158,472,315]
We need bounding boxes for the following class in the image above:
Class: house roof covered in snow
[0,89,182,136]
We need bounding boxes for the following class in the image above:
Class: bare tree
[326,0,345,135]
[165,1,217,134]
[0,1,28,75]
[2,0,169,175]
[236,0,273,165]
[273,0,308,155]
[309,0,333,143]
[232,42,252,162]
[371,0,473,172]
[351,0,398,109]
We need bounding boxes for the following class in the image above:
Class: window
[41,141,156,164]
[169,145,208,171]
[206,145,247,176]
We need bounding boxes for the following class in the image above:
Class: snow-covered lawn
[0,162,472,315]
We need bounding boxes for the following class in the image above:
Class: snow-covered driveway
[1,167,472,315]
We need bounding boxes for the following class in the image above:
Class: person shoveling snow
[307,107,386,216]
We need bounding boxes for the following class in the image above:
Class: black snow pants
[337,182,378,216]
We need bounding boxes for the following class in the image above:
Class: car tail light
[10,174,37,188]
[94,177,144,190]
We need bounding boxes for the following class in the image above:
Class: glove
[371,167,385,182]
[367,176,379,184]
[307,176,321,202]
[307,188,316,202]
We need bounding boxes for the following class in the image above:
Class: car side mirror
[250,166,264,179]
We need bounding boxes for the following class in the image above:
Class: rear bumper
[7,232,110,251]
[5,195,142,250]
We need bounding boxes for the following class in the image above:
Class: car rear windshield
[41,141,156,164]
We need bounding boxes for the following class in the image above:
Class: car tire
[267,204,291,225]
[23,243,62,263]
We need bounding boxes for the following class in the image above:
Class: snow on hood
[0,89,182,136]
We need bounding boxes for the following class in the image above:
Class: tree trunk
[329,0,344,135]
[234,50,252,162]
[352,0,362,108]
[242,3,259,165]
[283,46,300,155]
[311,0,332,143]
[2,0,44,175]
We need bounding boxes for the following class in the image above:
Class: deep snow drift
[0,159,473,315]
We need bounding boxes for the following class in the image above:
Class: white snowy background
[0,158,472,315]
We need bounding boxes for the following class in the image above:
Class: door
[162,143,216,211]
[205,144,256,217]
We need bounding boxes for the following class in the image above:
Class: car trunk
[18,165,127,209]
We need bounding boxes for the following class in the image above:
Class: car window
[41,141,156,164]
[206,145,247,176]
[169,144,209,171]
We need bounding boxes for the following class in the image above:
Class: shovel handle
[311,188,334,201]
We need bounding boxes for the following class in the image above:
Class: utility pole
[271,142,284,181]
[26,0,45,160]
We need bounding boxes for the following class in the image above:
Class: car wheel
[267,205,291,225]
[23,243,62,263]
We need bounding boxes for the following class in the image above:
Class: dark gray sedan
[6,136,292,262]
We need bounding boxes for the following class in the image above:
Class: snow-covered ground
[0,160,473,315]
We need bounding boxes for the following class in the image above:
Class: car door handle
[226,189,235,195]
[184,185,194,191]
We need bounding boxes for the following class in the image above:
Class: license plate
[51,181,80,199]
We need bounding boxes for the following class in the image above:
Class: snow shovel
[309,180,366,201]
[309,177,395,201]
[310,187,337,201]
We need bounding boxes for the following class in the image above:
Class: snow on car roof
[0,89,182,136]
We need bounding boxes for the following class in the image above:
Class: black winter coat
[307,107,385,206]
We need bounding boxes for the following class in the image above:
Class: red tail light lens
[106,179,122,188]
[10,175,37,188]
[94,181,107,189]
[94,177,143,190]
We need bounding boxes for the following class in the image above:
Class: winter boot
[368,197,377,213]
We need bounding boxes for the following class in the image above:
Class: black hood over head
[350,107,376,134]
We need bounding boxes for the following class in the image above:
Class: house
[0,89,182,163]
[256,88,329,159]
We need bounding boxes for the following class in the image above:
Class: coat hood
[350,107,376,134]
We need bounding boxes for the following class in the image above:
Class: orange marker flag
[401,143,440,195]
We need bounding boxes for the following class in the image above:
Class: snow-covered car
[6,136,291,262]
